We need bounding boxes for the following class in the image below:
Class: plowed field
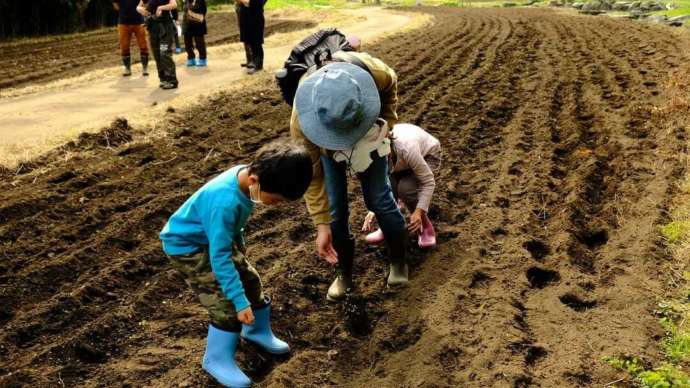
[0,12,311,91]
[2,7,690,387]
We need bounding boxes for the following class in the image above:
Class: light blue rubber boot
[241,297,290,355]
[186,59,196,67]
[202,325,252,388]
[196,58,207,67]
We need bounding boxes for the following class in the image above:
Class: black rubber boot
[385,230,409,287]
[327,237,355,302]
[122,56,132,76]
[242,43,253,68]
[141,54,149,76]
[255,49,263,71]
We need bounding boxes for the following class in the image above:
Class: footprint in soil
[575,228,609,249]
[559,293,597,312]
[526,267,560,289]
[523,239,550,261]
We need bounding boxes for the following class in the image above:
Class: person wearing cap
[290,51,408,302]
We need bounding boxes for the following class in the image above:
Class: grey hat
[295,62,381,151]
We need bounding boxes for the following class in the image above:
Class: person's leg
[195,35,207,60]
[173,23,181,52]
[359,153,408,286]
[243,43,253,68]
[253,43,263,70]
[395,172,420,213]
[321,156,355,301]
[168,250,251,387]
[233,247,289,354]
[134,24,149,75]
[194,35,207,66]
[148,22,163,83]
[184,33,196,65]
[159,21,178,87]
[366,171,412,245]
[118,24,132,76]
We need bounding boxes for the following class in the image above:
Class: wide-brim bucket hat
[295,62,381,151]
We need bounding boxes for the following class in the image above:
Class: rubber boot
[327,237,355,302]
[141,54,149,76]
[241,43,252,67]
[386,230,409,287]
[255,49,263,71]
[365,228,385,245]
[122,56,132,76]
[241,296,290,354]
[202,325,251,388]
[418,217,436,249]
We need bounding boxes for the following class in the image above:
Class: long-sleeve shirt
[290,51,399,225]
[160,165,254,312]
[391,123,441,212]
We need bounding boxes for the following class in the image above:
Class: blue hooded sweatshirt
[160,165,254,312]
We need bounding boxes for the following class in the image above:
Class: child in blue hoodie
[160,140,313,387]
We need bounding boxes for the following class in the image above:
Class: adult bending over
[290,50,409,301]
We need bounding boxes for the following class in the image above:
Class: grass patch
[605,356,690,387]
[662,221,690,244]
[605,297,690,387]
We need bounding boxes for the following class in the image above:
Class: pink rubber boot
[365,228,385,245]
[418,218,436,248]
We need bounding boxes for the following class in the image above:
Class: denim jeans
[321,153,406,245]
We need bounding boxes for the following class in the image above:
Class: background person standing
[113,0,149,76]
[237,0,265,74]
[182,0,208,67]
[137,0,179,89]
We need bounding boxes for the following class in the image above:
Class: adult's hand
[237,307,255,325]
[408,208,424,234]
[361,211,376,232]
[316,224,338,265]
[156,6,163,17]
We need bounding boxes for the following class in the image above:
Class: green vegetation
[605,356,690,387]
[662,221,690,244]
[651,0,690,18]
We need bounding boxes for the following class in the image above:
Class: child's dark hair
[248,140,313,200]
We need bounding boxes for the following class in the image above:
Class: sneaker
[123,67,132,77]
[196,58,207,67]
[175,47,182,54]
[186,59,196,67]
[160,81,178,90]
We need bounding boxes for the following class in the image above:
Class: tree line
[0,0,231,40]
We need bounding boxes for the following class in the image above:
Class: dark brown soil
[1,7,690,387]
[0,12,312,91]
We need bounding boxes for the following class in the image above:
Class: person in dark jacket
[113,0,149,76]
[137,0,179,89]
[182,0,208,67]
[237,0,265,74]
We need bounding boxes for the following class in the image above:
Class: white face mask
[249,182,262,204]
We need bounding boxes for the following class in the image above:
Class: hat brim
[295,62,381,151]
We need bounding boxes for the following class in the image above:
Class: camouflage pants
[169,245,265,332]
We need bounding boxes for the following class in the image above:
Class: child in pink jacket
[362,123,441,248]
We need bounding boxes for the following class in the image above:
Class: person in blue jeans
[160,140,312,387]
[289,52,408,302]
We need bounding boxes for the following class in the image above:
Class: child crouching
[160,140,312,387]
[362,123,442,249]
